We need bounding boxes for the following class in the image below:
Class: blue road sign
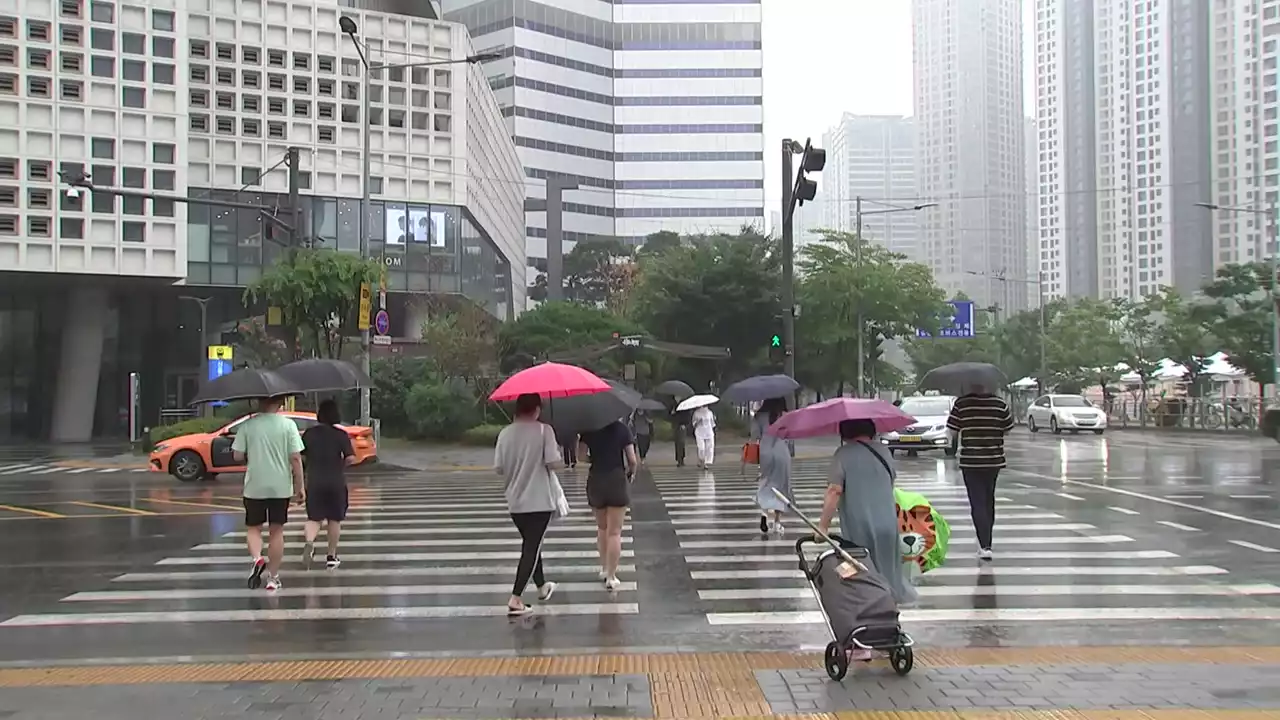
[207,358,232,408]
[374,309,390,336]
[916,300,975,339]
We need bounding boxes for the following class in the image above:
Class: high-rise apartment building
[821,114,919,259]
[1025,116,1041,307]
[912,0,1027,310]
[441,0,766,285]
[1210,0,1280,268]
[1036,0,1211,300]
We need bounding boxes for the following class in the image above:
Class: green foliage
[1148,287,1217,392]
[1199,261,1274,386]
[1111,297,1164,387]
[497,301,645,372]
[563,238,633,306]
[403,379,481,440]
[796,230,951,394]
[150,417,227,445]
[416,298,498,380]
[369,356,432,436]
[1045,298,1124,388]
[636,230,681,259]
[243,250,382,359]
[460,424,506,446]
[631,227,782,384]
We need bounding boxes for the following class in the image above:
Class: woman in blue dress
[753,397,793,534]
[815,418,917,607]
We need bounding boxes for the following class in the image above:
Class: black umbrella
[919,362,1008,396]
[638,398,667,412]
[722,374,800,403]
[191,367,301,404]
[276,359,372,393]
[542,380,641,433]
[653,379,695,399]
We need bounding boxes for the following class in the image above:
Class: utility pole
[781,141,796,380]
[286,147,301,248]
[855,196,864,397]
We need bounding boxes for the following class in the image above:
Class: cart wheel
[824,642,849,681]
[889,646,914,676]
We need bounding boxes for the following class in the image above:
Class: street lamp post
[853,198,935,396]
[341,15,500,425]
[1196,201,1280,394]
[965,270,1048,393]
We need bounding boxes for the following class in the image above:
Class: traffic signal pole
[781,140,797,380]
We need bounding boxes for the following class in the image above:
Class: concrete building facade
[821,114,920,260]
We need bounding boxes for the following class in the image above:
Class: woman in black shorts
[301,399,355,570]
[578,418,639,590]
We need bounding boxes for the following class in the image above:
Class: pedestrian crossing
[652,462,1280,629]
[0,462,147,476]
[0,477,639,628]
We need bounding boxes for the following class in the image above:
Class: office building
[1025,116,1041,307]
[912,0,1027,310]
[821,114,919,259]
[0,0,524,441]
[441,0,766,284]
[1209,0,1280,268]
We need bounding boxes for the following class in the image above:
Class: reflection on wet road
[0,428,1279,663]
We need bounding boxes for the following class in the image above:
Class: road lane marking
[0,603,641,626]
[144,498,242,511]
[1011,471,1280,533]
[66,467,96,475]
[690,565,1227,579]
[65,581,639,602]
[158,550,635,565]
[222,524,632,538]
[1055,492,1085,501]
[673,522,1095,535]
[706,607,1280,625]
[1230,494,1271,499]
[1229,540,1280,553]
[195,536,631,550]
[113,564,639,583]
[0,503,65,518]
[684,549,1174,562]
[1167,494,1204,499]
[31,467,64,475]
[682,534,1132,548]
[68,501,157,516]
[1158,520,1201,532]
[1108,506,1140,515]
[698,584,1280,601]
[0,465,42,475]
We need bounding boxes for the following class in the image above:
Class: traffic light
[770,334,782,348]
[768,334,783,363]
[793,141,826,206]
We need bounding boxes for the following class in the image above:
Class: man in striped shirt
[945,385,1015,561]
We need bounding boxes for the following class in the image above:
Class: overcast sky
[761,0,1036,214]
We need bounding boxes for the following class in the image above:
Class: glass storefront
[185,189,513,320]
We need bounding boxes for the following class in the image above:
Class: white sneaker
[302,542,315,570]
[537,581,558,601]
[265,574,282,591]
[598,570,608,580]
[978,548,993,561]
[604,576,620,591]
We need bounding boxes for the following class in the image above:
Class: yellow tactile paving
[2,647,1280,689]
[53,459,144,470]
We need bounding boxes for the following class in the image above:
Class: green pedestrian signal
[771,335,782,348]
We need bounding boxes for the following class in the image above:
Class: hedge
[149,417,226,447]
[460,424,505,446]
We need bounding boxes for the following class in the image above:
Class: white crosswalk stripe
[650,463,1280,628]
[0,479,637,628]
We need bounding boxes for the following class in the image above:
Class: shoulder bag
[541,424,571,519]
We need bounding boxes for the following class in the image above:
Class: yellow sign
[357,282,372,331]
[266,306,282,326]
[207,345,234,361]
[283,396,296,411]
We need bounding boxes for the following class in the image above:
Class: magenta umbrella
[766,397,917,439]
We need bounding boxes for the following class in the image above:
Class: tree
[1044,297,1124,390]
[415,296,498,382]
[796,231,951,395]
[636,230,681,259]
[1111,296,1164,396]
[497,301,644,372]
[991,301,1067,386]
[1149,287,1217,394]
[1199,261,1274,389]
[244,250,382,360]
[562,238,635,307]
[631,227,782,382]
[227,316,290,368]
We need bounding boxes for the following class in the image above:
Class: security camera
[65,186,83,200]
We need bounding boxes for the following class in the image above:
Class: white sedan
[1026,394,1107,435]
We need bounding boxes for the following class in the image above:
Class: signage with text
[916,300,975,339]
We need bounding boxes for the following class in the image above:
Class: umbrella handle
[770,489,869,573]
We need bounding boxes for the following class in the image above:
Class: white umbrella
[676,394,719,412]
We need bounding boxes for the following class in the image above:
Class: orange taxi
[149,411,377,483]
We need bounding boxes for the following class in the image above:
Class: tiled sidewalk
[2,648,1280,719]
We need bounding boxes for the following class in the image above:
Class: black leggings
[510,511,553,596]
[962,467,999,550]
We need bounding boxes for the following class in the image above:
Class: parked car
[880,395,958,457]
[1026,394,1107,434]
[149,411,377,482]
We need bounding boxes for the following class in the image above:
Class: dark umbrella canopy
[653,379,695,399]
[919,362,1008,396]
[638,398,667,412]
[542,380,641,433]
[191,367,300,404]
[275,359,372,393]
[722,374,800,403]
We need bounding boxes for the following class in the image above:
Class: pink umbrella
[489,362,611,402]
[766,397,917,439]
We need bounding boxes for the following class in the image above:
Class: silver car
[1026,394,1107,434]
[880,395,958,457]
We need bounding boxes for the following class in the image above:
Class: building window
[123,221,145,242]
[90,137,114,159]
[59,217,84,239]
[121,85,144,107]
[152,9,174,32]
[152,143,175,164]
[120,31,144,54]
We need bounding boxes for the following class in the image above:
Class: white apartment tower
[1025,115,1040,307]
[441,0,766,281]
[821,114,919,260]
[912,0,1027,311]
[1210,0,1280,268]
[1037,0,1211,301]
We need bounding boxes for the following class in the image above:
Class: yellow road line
[0,503,65,519]
[67,501,157,516]
[143,498,241,511]
[0,510,236,521]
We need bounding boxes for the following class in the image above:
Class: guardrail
[1010,396,1266,433]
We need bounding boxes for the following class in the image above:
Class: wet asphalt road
[0,429,1278,665]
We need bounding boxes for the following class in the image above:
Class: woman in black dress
[578,419,639,590]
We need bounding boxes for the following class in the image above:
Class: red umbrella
[767,397,917,439]
[489,362,611,402]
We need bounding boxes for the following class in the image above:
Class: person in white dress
[692,405,716,468]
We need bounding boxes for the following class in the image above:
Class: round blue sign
[374,309,390,335]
